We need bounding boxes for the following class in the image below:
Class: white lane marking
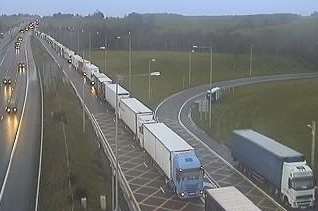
[0,49,9,82]
[0,34,30,203]
[177,90,286,211]
[154,88,182,118]
[0,52,7,67]
[34,37,44,211]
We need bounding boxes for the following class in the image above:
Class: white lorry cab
[231,130,315,209]
[206,87,222,102]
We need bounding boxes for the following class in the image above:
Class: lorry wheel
[283,196,289,206]
[279,194,284,203]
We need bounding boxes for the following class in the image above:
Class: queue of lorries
[37,30,206,200]
[36,28,315,210]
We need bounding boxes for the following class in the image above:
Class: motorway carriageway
[0,32,42,211]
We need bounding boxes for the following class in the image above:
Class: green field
[86,50,316,108]
[192,79,318,175]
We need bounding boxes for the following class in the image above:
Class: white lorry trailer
[97,77,112,97]
[119,98,155,142]
[64,48,74,63]
[105,83,130,109]
[71,55,82,71]
[78,59,91,75]
[91,72,112,98]
[83,63,99,84]
[205,186,261,211]
[143,123,204,199]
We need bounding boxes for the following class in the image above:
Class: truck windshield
[292,176,314,191]
[181,169,203,181]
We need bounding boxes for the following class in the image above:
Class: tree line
[39,12,318,66]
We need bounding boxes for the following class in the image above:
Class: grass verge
[85,50,316,108]
[192,79,318,175]
[31,36,113,211]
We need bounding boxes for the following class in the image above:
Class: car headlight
[181,192,185,197]
[13,107,17,112]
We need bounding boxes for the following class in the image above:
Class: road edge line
[177,90,286,210]
[33,35,44,211]
[0,34,30,204]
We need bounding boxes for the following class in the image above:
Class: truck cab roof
[120,98,152,114]
[207,87,221,93]
[285,162,313,178]
[175,151,201,170]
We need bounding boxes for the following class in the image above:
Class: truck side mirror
[288,178,292,189]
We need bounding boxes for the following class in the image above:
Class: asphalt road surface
[0,32,42,211]
[155,73,318,211]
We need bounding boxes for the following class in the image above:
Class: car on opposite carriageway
[3,78,12,86]
[5,105,17,115]
[17,63,26,72]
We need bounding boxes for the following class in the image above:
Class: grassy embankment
[87,50,316,108]
[31,37,112,211]
[192,79,318,174]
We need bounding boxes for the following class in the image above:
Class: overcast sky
[1,0,318,17]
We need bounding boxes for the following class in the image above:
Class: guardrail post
[100,195,106,210]
[112,170,115,211]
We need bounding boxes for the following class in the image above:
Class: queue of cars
[1,21,35,115]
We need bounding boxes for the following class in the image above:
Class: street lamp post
[193,45,213,128]
[105,36,107,73]
[188,50,194,88]
[80,29,84,57]
[114,33,132,91]
[89,31,91,60]
[249,45,253,79]
[148,58,156,102]
[115,80,119,211]
[307,121,316,173]
[77,28,80,54]
[82,73,86,133]
[128,31,132,91]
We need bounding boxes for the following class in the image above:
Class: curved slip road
[156,72,318,211]
[0,32,42,211]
